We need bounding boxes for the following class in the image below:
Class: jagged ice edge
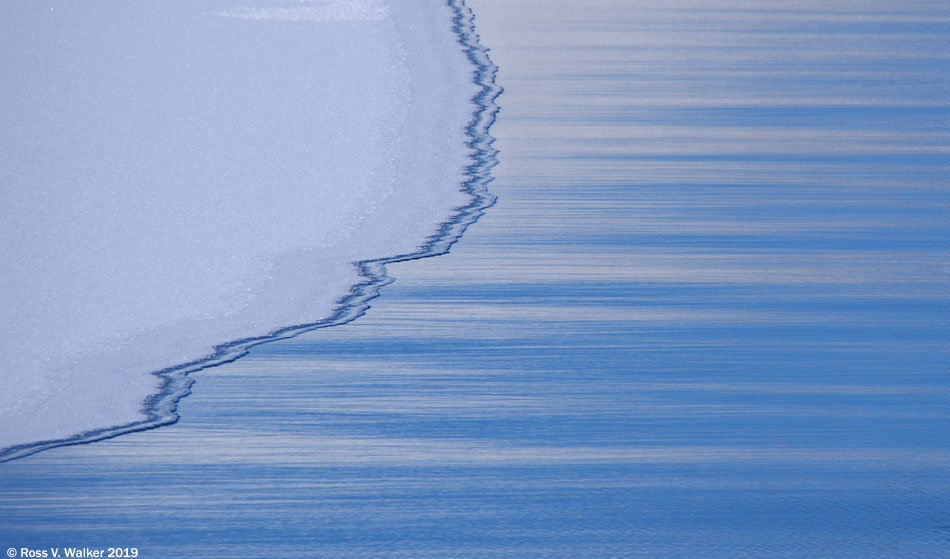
[0,0,501,464]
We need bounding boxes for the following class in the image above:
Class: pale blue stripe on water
[2,0,950,557]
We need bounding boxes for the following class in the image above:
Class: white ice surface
[0,0,476,450]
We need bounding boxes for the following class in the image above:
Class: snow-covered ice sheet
[0,0,477,451]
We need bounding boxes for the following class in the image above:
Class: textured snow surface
[0,0,475,450]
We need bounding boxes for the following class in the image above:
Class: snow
[0,0,476,450]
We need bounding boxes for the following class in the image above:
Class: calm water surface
[2,1,950,557]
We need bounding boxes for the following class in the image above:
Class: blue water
[2,0,950,557]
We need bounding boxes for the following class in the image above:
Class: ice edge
[0,0,501,464]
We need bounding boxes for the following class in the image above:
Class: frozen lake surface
[2,0,950,557]
[0,0,476,454]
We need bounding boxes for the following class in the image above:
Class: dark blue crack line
[0,0,501,464]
